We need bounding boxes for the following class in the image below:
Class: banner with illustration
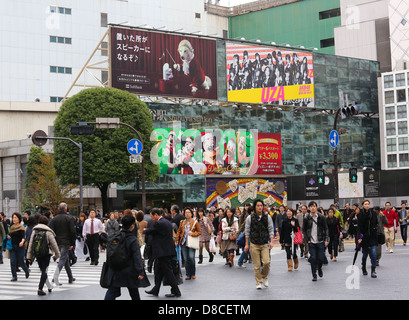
[110,26,218,100]
[226,42,314,106]
[150,128,282,175]
[206,177,287,208]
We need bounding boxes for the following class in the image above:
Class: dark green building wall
[228,0,341,55]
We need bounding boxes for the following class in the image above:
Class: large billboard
[110,26,218,100]
[226,42,314,106]
[151,128,282,175]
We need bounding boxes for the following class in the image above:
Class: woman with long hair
[176,207,201,279]
[197,208,214,263]
[221,207,239,267]
[280,208,300,271]
[8,212,30,281]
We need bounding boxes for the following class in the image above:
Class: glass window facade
[120,52,380,205]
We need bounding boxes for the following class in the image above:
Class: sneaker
[256,283,262,290]
[390,249,394,253]
[238,264,246,268]
[312,275,317,281]
[262,278,269,288]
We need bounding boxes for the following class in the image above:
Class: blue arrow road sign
[127,139,143,155]
[329,130,339,148]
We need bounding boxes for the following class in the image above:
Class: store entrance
[123,190,183,213]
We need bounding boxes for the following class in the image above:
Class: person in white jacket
[27,215,60,296]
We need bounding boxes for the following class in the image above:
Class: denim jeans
[10,246,29,279]
[362,245,377,268]
[181,245,196,277]
[238,246,249,266]
[308,242,325,276]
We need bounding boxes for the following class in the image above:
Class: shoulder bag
[187,221,200,250]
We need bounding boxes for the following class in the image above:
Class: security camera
[27,133,32,138]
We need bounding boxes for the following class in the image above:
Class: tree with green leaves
[53,87,158,214]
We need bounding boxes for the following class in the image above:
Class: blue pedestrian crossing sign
[329,130,339,148]
[127,139,143,155]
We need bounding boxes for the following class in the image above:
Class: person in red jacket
[383,202,399,253]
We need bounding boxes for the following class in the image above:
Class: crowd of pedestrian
[0,199,407,298]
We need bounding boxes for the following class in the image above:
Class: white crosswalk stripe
[0,254,104,300]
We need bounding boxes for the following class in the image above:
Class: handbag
[293,228,303,245]
[236,232,246,248]
[377,232,386,245]
[229,231,237,241]
[99,262,109,288]
[187,221,200,250]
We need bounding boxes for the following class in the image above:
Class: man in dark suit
[143,208,181,298]
[171,205,185,231]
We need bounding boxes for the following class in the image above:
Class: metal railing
[204,0,303,17]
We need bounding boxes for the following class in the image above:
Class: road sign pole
[89,119,147,211]
[333,108,341,206]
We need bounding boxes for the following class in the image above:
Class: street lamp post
[87,118,147,211]
[31,130,84,213]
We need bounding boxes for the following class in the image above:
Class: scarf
[9,224,25,234]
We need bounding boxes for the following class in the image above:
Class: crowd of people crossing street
[0,199,408,299]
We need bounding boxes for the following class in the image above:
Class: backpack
[106,231,130,270]
[32,230,49,258]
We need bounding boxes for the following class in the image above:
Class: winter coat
[280,217,300,244]
[356,209,379,247]
[104,230,150,288]
[49,210,76,247]
[26,224,60,260]
[221,216,239,241]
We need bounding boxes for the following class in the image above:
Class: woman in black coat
[356,199,379,278]
[103,215,150,300]
[326,208,341,261]
[280,208,300,271]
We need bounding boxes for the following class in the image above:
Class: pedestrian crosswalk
[0,254,104,300]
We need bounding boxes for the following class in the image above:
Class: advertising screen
[206,177,287,208]
[226,42,314,106]
[150,128,282,175]
[110,26,218,100]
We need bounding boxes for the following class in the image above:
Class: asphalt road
[2,237,408,302]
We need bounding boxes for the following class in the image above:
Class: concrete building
[0,0,228,103]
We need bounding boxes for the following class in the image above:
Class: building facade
[227,0,342,54]
[380,69,409,170]
[0,0,389,213]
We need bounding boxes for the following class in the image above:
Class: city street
[1,237,408,302]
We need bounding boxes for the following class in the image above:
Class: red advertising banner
[110,26,218,100]
[255,133,282,175]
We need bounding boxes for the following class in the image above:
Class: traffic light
[134,175,140,191]
[317,169,325,184]
[70,125,95,135]
[349,167,358,183]
[341,101,363,119]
